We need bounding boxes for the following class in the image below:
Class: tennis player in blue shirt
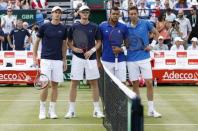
[127,6,161,118]
[99,7,128,83]
[65,5,104,119]
[33,6,68,120]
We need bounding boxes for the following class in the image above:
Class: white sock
[68,102,75,112]
[40,101,46,110]
[49,102,56,112]
[148,101,154,112]
[93,102,100,112]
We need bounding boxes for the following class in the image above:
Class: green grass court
[0,83,198,131]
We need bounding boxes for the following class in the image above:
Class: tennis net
[99,64,144,131]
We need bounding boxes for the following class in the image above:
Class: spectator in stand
[13,0,21,9]
[150,0,163,23]
[162,0,174,9]
[0,0,8,10]
[168,19,183,48]
[175,9,192,49]
[0,20,4,50]
[36,9,44,26]
[73,3,82,23]
[121,0,134,22]
[187,6,198,44]
[20,0,31,9]
[1,6,17,50]
[165,8,176,22]
[23,21,31,50]
[174,0,189,10]
[156,15,171,47]
[187,37,198,50]
[153,36,169,50]
[7,19,31,50]
[170,37,185,50]
[31,24,41,51]
[138,0,150,19]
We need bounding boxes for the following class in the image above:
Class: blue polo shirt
[126,19,153,62]
[99,21,128,62]
[37,22,67,60]
[68,22,101,60]
[10,28,30,50]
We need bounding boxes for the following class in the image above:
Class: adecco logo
[177,52,187,58]
[0,72,31,81]
[162,71,198,80]
[16,59,26,65]
[4,52,15,58]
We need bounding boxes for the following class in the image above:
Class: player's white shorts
[102,61,126,82]
[70,55,100,80]
[40,59,63,82]
[127,59,152,81]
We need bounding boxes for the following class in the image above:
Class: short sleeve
[95,25,101,40]
[37,24,45,38]
[67,25,74,41]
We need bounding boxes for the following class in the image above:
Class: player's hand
[33,57,38,66]
[84,50,94,59]
[112,46,122,54]
[72,47,83,53]
[63,61,67,72]
[97,60,103,70]
[144,45,153,51]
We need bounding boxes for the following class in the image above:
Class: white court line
[0,99,198,102]
[145,124,198,126]
[0,100,93,102]
[0,124,102,126]
[0,123,198,126]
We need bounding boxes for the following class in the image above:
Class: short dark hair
[110,6,120,13]
[128,6,138,13]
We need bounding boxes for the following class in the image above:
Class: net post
[131,97,144,131]
[128,98,132,131]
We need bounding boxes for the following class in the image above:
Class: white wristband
[121,46,127,56]
[150,40,157,47]
[91,47,96,53]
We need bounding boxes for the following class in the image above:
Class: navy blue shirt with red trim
[10,28,30,50]
[37,22,67,60]
[68,22,101,60]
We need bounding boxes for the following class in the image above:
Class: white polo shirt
[1,15,17,34]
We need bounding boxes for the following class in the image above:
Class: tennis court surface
[0,83,198,131]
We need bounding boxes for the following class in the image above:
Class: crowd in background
[108,0,198,50]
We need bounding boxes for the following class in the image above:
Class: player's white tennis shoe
[93,111,105,118]
[48,111,58,119]
[64,111,76,119]
[39,107,46,120]
[148,110,162,118]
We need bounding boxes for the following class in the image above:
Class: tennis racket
[34,65,49,90]
[73,29,92,69]
[109,28,124,71]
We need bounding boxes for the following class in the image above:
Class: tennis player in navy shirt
[33,6,68,120]
[65,5,104,119]
[99,7,128,83]
[127,6,161,118]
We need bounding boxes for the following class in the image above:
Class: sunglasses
[81,11,90,14]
